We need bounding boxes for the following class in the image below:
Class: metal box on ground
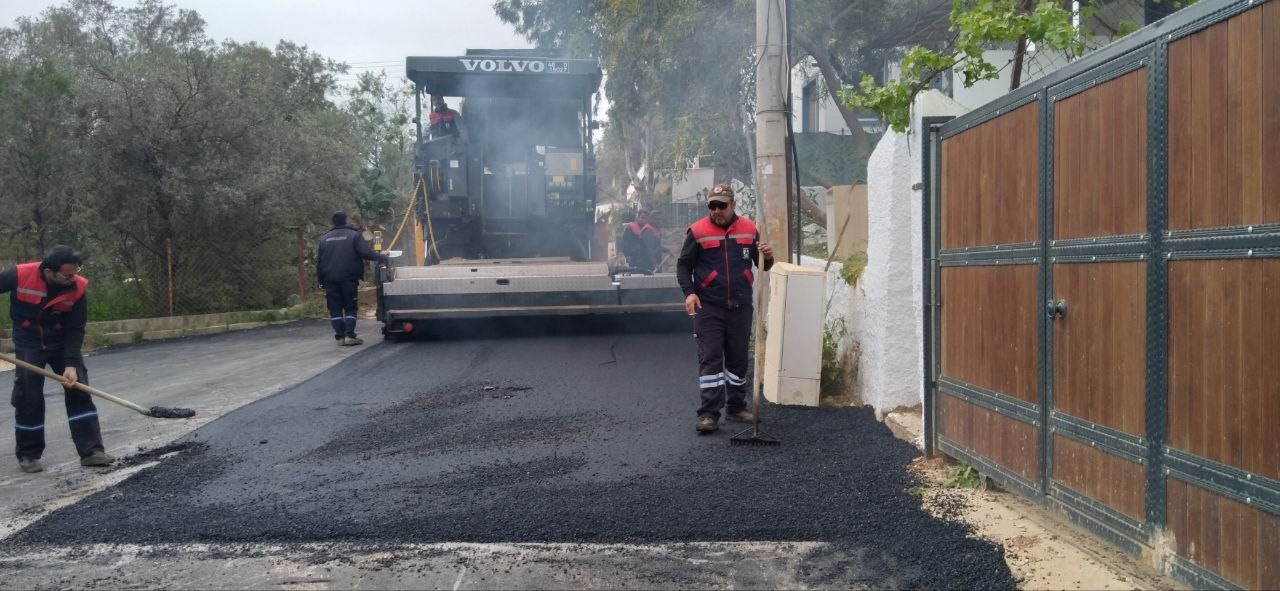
[762,262,825,406]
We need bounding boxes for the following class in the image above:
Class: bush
[88,282,148,322]
[840,251,868,286]
[821,319,848,395]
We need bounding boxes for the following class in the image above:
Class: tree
[0,59,82,256]
[789,0,920,155]
[842,0,1196,132]
[494,0,756,199]
[343,70,415,227]
[0,0,366,316]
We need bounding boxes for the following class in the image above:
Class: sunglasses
[707,201,730,211]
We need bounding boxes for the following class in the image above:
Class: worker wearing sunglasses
[675,183,774,434]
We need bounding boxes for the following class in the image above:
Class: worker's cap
[708,183,734,203]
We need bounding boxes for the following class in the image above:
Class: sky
[0,0,534,86]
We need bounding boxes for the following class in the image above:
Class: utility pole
[755,0,791,257]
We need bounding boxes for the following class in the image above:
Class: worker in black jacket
[2,245,113,473]
[317,211,388,346]
[675,184,774,434]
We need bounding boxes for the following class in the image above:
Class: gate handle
[1047,298,1067,319]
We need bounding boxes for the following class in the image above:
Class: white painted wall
[790,58,853,135]
[856,90,969,417]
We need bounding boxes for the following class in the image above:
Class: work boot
[345,336,364,346]
[724,408,756,423]
[18,458,43,473]
[696,416,719,434]
[79,450,115,467]
[335,335,345,346]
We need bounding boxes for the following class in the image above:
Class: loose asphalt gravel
[10,316,1016,589]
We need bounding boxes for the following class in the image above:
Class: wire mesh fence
[0,225,339,328]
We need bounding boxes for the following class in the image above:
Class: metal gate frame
[922,0,1280,587]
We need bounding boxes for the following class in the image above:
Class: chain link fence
[0,225,334,330]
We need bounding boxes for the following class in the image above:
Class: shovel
[0,352,195,419]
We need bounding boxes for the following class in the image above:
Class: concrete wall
[856,90,969,417]
[826,184,868,258]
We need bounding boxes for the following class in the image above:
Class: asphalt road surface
[1,316,1015,589]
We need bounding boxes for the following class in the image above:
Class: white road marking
[452,566,467,591]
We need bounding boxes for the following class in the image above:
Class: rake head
[729,426,781,447]
[147,406,196,419]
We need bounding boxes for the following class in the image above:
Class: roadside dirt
[907,455,1182,590]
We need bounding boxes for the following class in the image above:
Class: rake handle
[0,352,151,416]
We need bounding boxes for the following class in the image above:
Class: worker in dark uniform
[2,245,113,473]
[616,207,664,273]
[317,211,388,346]
[676,184,774,434]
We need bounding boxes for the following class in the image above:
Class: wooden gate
[923,0,1279,587]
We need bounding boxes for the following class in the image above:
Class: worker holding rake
[677,184,774,434]
[3,246,113,473]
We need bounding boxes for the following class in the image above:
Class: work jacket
[678,215,764,309]
[317,226,384,285]
[4,262,89,357]
[618,222,661,271]
[428,108,460,139]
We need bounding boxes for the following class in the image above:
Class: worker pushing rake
[1,246,194,475]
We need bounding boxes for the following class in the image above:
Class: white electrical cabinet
[762,262,825,406]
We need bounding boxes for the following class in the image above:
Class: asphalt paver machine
[378,50,683,337]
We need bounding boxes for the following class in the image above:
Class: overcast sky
[0,0,534,86]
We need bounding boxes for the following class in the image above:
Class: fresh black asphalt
[11,316,1016,589]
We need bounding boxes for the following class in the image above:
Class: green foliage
[494,0,756,193]
[820,318,848,395]
[300,294,328,318]
[944,462,983,489]
[802,242,829,258]
[1111,19,1144,38]
[0,1,402,321]
[0,58,81,256]
[842,0,1090,132]
[87,282,148,322]
[88,330,114,350]
[840,251,868,286]
[345,71,416,228]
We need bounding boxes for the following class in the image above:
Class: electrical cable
[783,0,803,263]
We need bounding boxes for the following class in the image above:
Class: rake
[730,223,780,448]
[0,352,196,419]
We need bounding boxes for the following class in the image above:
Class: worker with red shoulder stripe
[675,183,774,434]
[616,207,663,273]
[1,245,113,474]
